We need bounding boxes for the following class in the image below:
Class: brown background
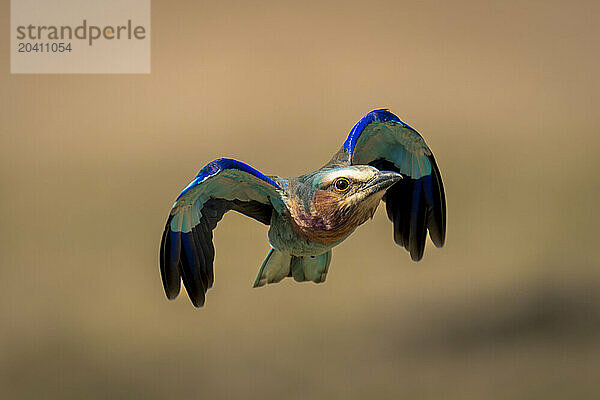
[1,0,599,398]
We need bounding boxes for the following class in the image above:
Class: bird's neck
[283,185,377,245]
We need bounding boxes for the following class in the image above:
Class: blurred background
[1,0,599,398]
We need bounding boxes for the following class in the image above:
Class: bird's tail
[253,247,332,287]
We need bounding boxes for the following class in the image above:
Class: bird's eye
[333,177,350,192]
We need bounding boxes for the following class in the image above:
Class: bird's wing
[328,109,446,261]
[160,158,285,307]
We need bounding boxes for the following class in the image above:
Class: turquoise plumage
[160,109,446,307]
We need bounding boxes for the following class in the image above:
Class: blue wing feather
[337,109,446,261]
[160,158,283,307]
[177,158,281,200]
[343,109,417,158]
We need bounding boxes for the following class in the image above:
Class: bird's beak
[366,171,403,196]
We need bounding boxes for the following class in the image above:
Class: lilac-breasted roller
[160,109,446,307]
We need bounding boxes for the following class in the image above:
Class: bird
[159,109,446,307]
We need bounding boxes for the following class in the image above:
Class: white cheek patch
[320,166,377,187]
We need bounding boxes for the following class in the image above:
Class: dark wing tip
[179,231,208,308]
[388,179,426,262]
[375,154,446,261]
[160,216,181,300]
[426,154,446,248]
[160,215,212,307]
[408,179,428,261]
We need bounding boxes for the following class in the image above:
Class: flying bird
[160,109,446,307]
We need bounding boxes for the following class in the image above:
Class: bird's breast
[286,190,371,245]
[268,210,339,256]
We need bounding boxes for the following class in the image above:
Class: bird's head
[287,166,402,243]
[310,165,402,208]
